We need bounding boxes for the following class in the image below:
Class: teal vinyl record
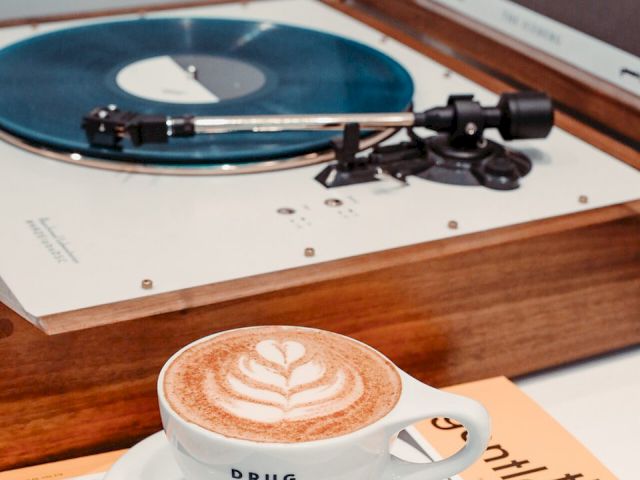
[0,18,413,167]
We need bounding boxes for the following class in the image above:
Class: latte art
[208,339,364,423]
[164,327,401,442]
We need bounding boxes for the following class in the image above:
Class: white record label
[116,54,266,104]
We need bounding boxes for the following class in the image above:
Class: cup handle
[384,377,491,480]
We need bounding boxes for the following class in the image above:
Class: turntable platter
[0,18,413,167]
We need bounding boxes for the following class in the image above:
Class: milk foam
[164,327,401,443]
[205,340,364,423]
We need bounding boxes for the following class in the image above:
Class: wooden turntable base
[1,199,638,470]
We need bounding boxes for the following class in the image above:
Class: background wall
[0,1,198,20]
[512,0,639,56]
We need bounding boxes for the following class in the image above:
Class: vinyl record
[0,18,413,167]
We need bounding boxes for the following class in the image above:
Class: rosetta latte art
[164,326,401,442]
[206,339,364,423]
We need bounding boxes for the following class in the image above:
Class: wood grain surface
[2,209,639,470]
[37,202,640,334]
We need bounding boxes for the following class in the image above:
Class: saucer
[103,430,431,480]
[104,432,184,480]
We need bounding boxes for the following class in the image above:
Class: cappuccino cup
[158,326,490,480]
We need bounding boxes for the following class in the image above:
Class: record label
[116,55,267,104]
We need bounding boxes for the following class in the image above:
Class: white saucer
[103,430,431,480]
[104,432,184,480]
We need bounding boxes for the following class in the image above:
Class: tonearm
[82,91,554,190]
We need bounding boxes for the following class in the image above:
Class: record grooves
[0,18,414,170]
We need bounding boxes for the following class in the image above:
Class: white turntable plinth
[0,0,639,331]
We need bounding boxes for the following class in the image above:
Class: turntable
[0,0,638,470]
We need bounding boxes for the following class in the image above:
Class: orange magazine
[415,376,616,480]
[0,450,125,480]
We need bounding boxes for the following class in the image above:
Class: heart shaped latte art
[205,338,364,423]
[256,340,306,367]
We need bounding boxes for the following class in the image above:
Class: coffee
[163,326,401,443]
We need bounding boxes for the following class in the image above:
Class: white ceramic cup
[158,327,490,480]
